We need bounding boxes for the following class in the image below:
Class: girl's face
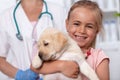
[66,7,98,49]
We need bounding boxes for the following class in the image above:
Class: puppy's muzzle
[38,51,56,61]
[38,51,50,61]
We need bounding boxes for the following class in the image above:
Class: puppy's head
[37,28,68,61]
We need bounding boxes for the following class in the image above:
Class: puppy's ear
[53,32,68,52]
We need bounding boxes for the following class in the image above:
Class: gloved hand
[39,75,43,80]
[39,77,43,80]
[15,69,39,80]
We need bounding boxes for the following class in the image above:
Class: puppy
[32,27,99,80]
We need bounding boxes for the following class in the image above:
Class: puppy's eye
[44,42,49,46]
[43,40,49,46]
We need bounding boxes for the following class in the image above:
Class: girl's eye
[87,25,93,28]
[73,23,80,26]
[87,25,94,29]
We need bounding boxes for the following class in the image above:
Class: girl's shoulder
[90,48,109,60]
[86,48,109,69]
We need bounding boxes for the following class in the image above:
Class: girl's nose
[78,26,86,33]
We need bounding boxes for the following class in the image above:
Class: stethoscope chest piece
[16,33,23,41]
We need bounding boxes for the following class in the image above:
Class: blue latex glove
[39,76,43,80]
[39,77,43,80]
[15,69,39,80]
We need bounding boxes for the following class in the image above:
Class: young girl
[65,0,109,80]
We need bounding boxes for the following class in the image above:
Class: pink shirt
[82,48,109,80]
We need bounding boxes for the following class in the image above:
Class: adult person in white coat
[0,0,79,80]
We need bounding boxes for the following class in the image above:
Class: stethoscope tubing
[13,0,53,41]
[13,1,23,41]
[39,0,53,20]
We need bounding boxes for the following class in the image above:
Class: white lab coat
[0,1,67,80]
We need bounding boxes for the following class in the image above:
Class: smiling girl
[66,0,110,80]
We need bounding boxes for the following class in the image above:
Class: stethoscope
[13,0,53,41]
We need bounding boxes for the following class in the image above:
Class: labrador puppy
[32,27,99,80]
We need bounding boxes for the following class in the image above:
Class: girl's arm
[96,59,110,80]
[31,60,79,78]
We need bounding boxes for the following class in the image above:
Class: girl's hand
[59,61,79,78]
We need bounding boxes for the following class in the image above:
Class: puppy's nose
[38,52,43,59]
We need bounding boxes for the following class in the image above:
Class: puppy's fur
[32,27,99,80]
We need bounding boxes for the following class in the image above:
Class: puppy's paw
[32,55,42,68]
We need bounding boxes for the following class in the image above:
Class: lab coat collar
[15,3,53,41]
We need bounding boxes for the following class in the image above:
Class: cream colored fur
[32,27,99,80]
